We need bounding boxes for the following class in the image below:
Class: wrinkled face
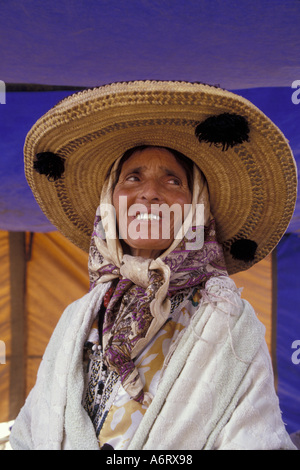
[112,147,192,259]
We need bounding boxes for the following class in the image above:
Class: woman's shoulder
[201,275,258,320]
[189,275,265,354]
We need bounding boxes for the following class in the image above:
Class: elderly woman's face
[112,147,192,259]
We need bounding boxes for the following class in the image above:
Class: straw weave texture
[24,81,297,274]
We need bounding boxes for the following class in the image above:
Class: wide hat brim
[24,80,297,275]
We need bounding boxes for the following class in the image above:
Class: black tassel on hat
[195,113,250,151]
[33,152,65,181]
[230,239,258,262]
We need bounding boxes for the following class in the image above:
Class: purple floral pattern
[88,211,227,404]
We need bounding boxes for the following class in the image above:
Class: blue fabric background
[0,0,299,432]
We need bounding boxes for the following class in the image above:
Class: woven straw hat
[24,80,297,274]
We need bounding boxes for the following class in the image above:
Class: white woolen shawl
[9,277,296,450]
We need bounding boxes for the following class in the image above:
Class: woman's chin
[123,238,173,259]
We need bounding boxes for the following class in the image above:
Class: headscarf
[88,156,227,405]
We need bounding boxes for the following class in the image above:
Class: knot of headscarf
[88,157,227,405]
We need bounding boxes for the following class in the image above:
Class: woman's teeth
[136,213,161,221]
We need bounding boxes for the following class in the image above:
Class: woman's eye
[126,174,140,182]
[168,177,181,185]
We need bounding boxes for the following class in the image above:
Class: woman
[10,81,297,450]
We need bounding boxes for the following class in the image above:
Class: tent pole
[271,247,278,390]
[8,232,27,420]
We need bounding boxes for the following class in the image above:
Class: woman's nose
[140,179,163,203]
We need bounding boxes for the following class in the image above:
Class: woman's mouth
[135,212,161,221]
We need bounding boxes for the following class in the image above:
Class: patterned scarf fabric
[88,158,227,404]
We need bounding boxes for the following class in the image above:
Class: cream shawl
[9,276,296,450]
